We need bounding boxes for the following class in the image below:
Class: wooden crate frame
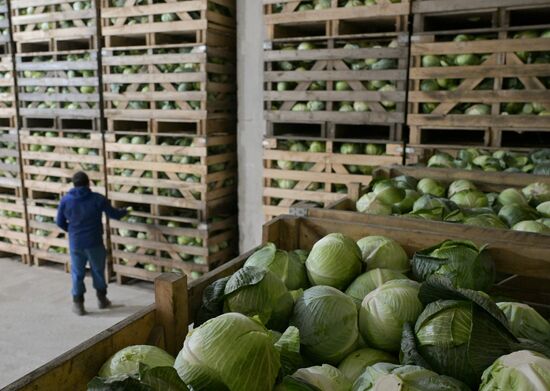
[10,0,98,51]
[0,128,23,191]
[102,44,235,122]
[263,0,410,40]
[26,197,69,268]
[7,213,550,390]
[408,29,550,146]
[0,194,30,263]
[0,2,11,51]
[0,55,17,124]
[104,131,237,213]
[264,34,408,128]
[411,0,550,34]
[20,129,105,199]
[263,137,403,219]
[110,214,238,283]
[16,50,100,121]
[101,0,236,48]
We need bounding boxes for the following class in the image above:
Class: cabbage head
[359,279,423,352]
[291,286,359,364]
[356,236,410,273]
[99,345,175,378]
[224,266,294,331]
[498,204,540,227]
[497,188,528,207]
[416,178,446,197]
[352,363,469,391]
[345,268,408,308]
[448,179,477,198]
[511,220,550,234]
[338,348,397,383]
[290,365,352,391]
[522,182,550,206]
[244,243,309,290]
[403,276,518,388]
[479,350,550,391]
[174,313,280,390]
[411,240,495,292]
[305,233,362,289]
[356,192,393,215]
[497,302,550,347]
[450,190,488,208]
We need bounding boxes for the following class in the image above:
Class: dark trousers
[70,245,107,297]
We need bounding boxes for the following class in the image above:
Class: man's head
[72,171,90,188]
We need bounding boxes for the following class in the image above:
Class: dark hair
[72,171,90,187]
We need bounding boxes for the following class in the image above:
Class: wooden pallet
[0,193,30,264]
[20,129,105,199]
[0,128,24,190]
[263,0,410,40]
[412,0,550,33]
[263,137,403,219]
[264,33,408,130]
[102,44,235,123]
[101,0,236,48]
[110,214,238,283]
[16,50,100,122]
[26,197,69,269]
[10,0,98,52]
[408,27,550,147]
[104,131,237,216]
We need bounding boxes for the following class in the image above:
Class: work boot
[72,296,86,316]
[97,291,111,309]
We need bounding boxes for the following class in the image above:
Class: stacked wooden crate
[100,0,238,282]
[11,0,103,268]
[407,0,550,161]
[262,0,410,220]
[0,2,28,263]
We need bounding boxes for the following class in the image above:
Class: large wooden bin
[6,213,550,390]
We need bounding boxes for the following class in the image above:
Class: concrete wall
[237,1,266,252]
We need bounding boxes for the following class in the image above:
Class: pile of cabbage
[271,0,401,12]
[33,205,67,255]
[272,39,398,113]
[0,136,17,169]
[91,234,550,390]
[0,200,25,245]
[0,13,9,37]
[269,140,387,197]
[27,131,101,182]
[18,2,95,30]
[419,31,550,116]
[116,212,229,279]
[108,0,231,24]
[108,46,231,111]
[426,148,550,176]
[0,68,12,103]
[356,176,550,234]
[112,135,233,198]
[22,53,96,110]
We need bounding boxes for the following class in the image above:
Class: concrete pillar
[237,0,265,252]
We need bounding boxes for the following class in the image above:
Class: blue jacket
[56,187,127,251]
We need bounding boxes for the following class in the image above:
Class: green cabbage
[291,286,359,364]
[338,348,396,383]
[305,233,362,289]
[356,236,410,273]
[497,302,550,347]
[345,268,408,308]
[98,345,175,378]
[291,365,352,391]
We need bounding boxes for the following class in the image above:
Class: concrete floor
[0,257,154,388]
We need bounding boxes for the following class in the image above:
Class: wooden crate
[0,1,11,53]
[263,137,403,219]
[411,0,550,33]
[26,197,69,269]
[0,193,30,263]
[104,131,237,214]
[16,50,100,123]
[6,213,550,390]
[264,34,408,133]
[101,0,236,48]
[102,44,235,123]
[0,55,17,126]
[0,128,23,191]
[110,213,238,283]
[408,0,550,148]
[20,129,105,199]
[263,0,410,40]
[10,0,97,52]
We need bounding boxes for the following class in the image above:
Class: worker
[56,171,128,316]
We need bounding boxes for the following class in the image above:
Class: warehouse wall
[237,0,265,252]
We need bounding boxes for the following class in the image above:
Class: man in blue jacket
[56,171,128,315]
